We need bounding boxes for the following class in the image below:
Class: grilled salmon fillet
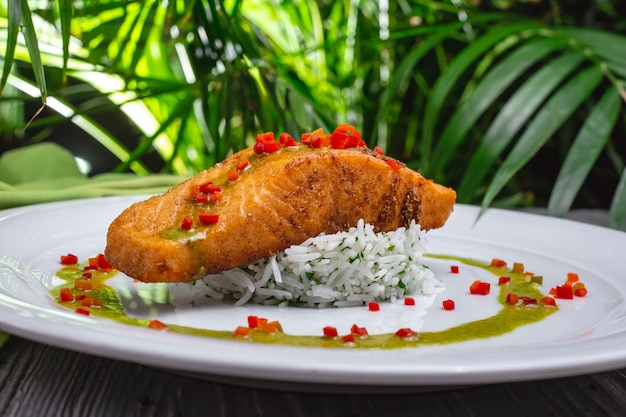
[105,144,455,283]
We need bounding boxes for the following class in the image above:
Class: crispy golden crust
[105,146,456,283]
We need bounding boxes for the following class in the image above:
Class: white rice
[170,219,443,308]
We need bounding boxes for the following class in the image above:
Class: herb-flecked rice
[171,219,443,308]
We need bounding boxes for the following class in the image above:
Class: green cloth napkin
[0,143,189,348]
[0,143,187,210]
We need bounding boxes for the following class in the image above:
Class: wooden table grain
[1,210,625,417]
[1,336,626,417]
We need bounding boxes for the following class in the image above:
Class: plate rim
[0,196,625,390]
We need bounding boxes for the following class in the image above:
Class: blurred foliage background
[1,0,626,226]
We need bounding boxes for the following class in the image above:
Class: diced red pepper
[233,326,250,337]
[506,293,518,305]
[348,135,365,148]
[259,320,283,333]
[236,159,250,171]
[555,285,574,299]
[254,132,281,154]
[194,193,209,204]
[88,257,98,268]
[542,296,557,306]
[60,253,78,265]
[264,139,281,153]
[81,272,92,279]
[512,262,524,273]
[59,288,74,302]
[334,124,360,136]
[194,181,221,204]
[319,133,332,148]
[198,213,219,224]
[478,282,490,295]
[227,170,239,181]
[94,253,113,270]
[490,258,507,268]
[330,125,360,149]
[373,146,385,155]
[279,132,298,147]
[75,294,86,301]
[551,274,587,298]
[469,280,490,295]
[404,297,415,306]
[197,181,211,192]
[74,280,93,291]
[498,276,511,285]
[257,321,275,333]
[386,158,402,171]
[442,299,455,310]
[556,285,574,299]
[319,133,333,147]
[181,216,193,230]
[309,129,330,148]
[450,265,459,274]
[254,142,265,153]
[210,193,223,202]
[323,326,338,338]
[330,131,347,149]
[395,328,417,338]
[520,296,538,305]
[199,182,221,194]
[75,308,90,316]
[148,319,169,331]
[368,302,380,312]
[342,334,355,344]
[301,132,312,145]
[81,297,94,307]
[350,324,368,337]
[247,315,259,328]
[574,287,588,297]
[255,141,279,154]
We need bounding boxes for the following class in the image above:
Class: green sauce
[53,255,557,349]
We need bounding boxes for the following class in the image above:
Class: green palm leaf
[126,2,159,73]
[16,0,46,101]
[561,28,626,78]
[431,36,568,183]
[423,21,541,175]
[547,87,622,217]
[481,64,604,211]
[0,0,20,95]
[1,0,624,224]
[0,0,48,103]
[114,94,197,173]
[376,25,462,138]
[57,0,73,84]
[610,169,626,230]
[456,49,586,202]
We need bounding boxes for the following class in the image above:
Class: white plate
[0,196,625,393]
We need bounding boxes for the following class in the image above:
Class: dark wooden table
[1,209,625,417]
[1,335,626,417]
